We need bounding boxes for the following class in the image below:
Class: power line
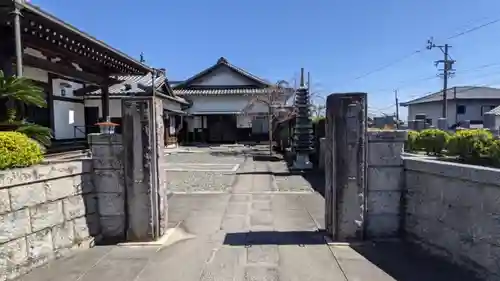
[343,17,500,85]
[447,18,500,40]
[352,50,423,81]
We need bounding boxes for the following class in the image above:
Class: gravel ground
[165,145,248,193]
[166,171,236,193]
[165,144,321,194]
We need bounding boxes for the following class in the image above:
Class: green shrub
[447,129,494,160]
[405,130,420,152]
[416,129,449,155]
[487,139,500,166]
[0,131,44,170]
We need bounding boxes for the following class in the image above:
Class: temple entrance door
[207,114,237,143]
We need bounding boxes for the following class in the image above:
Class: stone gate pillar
[325,93,367,241]
[121,97,168,242]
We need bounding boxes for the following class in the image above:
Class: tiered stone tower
[292,68,313,170]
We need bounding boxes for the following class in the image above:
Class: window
[68,110,74,124]
[426,118,432,126]
[481,105,497,116]
[457,105,466,114]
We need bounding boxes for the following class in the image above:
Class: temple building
[172,57,292,143]
[0,1,187,150]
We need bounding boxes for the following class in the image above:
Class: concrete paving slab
[199,246,246,281]
[15,146,486,281]
[17,246,113,281]
[244,266,279,281]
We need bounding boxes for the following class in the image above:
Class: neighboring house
[77,71,190,147]
[400,86,500,127]
[172,57,293,143]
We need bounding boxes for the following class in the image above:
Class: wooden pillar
[101,81,110,121]
[12,1,23,77]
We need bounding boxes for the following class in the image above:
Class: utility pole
[394,89,399,128]
[427,38,456,118]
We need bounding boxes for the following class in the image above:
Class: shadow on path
[347,241,483,281]
[224,230,326,246]
[224,231,483,281]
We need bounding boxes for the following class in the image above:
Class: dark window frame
[457,105,466,115]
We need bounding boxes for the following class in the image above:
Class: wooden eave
[0,1,152,76]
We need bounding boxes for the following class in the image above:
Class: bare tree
[241,80,296,155]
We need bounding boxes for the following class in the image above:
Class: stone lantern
[292,68,314,170]
[95,117,118,135]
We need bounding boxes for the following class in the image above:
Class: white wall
[187,116,208,132]
[163,99,182,112]
[23,66,48,83]
[52,79,85,140]
[84,99,122,118]
[407,102,451,126]
[53,100,85,139]
[187,95,268,114]
[52,78,85,140]
[192,66,256,86]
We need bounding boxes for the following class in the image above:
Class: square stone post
[325,93,367,241]
[88,133,126,242]
[366,130,407,238]
[122,97,168,242]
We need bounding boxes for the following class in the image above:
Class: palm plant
[0,70,53,147]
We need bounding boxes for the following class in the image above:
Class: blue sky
[31,0,500,118]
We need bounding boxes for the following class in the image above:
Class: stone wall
[0,160,99,280]
[366,130,406,238]
[404,157,500,280]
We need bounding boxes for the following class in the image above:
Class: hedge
[415,129,450,155]
[0,131,44,170]
[405,128,500,167]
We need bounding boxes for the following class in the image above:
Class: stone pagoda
[292,68,314,170]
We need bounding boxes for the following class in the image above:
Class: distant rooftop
[400,86,500,106]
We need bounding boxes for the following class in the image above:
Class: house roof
[487,105,500,115]
[400,86,500,106]
[3,1,152,74]
[85,72,188,104]
[174,87,277,96]
[172,57,273,89]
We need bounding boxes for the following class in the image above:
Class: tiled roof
[172,57,272,89]
[87,73,165,95]
[487,105,500,115]
[85,73,188,104]
[400,86,500,106]
[173,88,276,96]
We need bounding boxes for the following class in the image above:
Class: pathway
[17,144,481,281]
